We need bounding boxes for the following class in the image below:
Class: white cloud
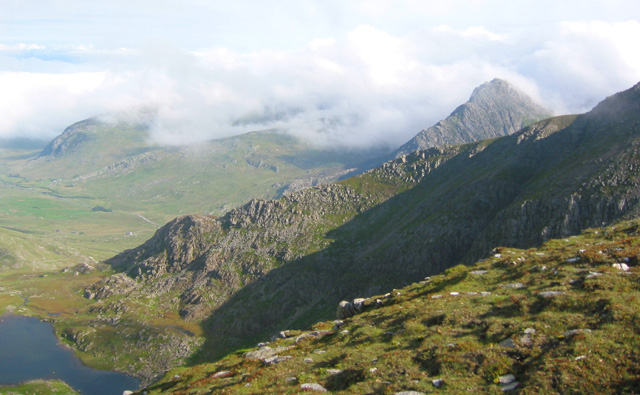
[0,43,46,51]
[0,17,639,148]
[432,25,508,42]
[522,20,640,112]
[0,71,107,138]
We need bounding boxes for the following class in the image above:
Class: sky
[1,0,640,148]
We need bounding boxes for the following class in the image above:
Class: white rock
[613,263,630,271]
[538,291,566,298]
[300,383,327,392]
[501,381,519,391]
[563,329,592,336]
[499,374,516,384]
[432,378,444,388]
[502,283,524,289]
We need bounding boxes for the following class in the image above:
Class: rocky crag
[394,78,552,157]
[86,82,640,366]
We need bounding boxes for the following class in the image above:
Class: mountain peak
[394,79,552,157]
[468,78,533,105]
[469,78,512,100]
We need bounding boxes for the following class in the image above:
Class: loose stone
[499,374,516,384]
[501,382,519,391]
[563,329,592,337]
[499,338,516,348]
[300,383,328,392]
[538,291,566,298]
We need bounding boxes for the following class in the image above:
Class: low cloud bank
[1,21,639,148]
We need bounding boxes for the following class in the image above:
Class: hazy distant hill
[394,78,552,157]
[11,114,388,221]
[87,82,640,369]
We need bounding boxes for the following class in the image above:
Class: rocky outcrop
[395,78,552,157]
[336,296,385,319]
[84,273,138,300]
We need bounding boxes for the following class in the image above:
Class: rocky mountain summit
[85,82,640,366]
[394,78,552,156]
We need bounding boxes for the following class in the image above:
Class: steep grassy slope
[137,218,640,394]
[89,82,640,368]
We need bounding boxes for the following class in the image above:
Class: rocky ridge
[394,78,552,157]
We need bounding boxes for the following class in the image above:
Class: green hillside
[137,218,640,394]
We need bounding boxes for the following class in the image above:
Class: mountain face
[137,217,640,394]
[394,78,552,157]
[86,82,640,365]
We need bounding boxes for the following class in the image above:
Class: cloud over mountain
[1,3,639,148]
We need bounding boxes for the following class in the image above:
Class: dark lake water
[0,314,140,395]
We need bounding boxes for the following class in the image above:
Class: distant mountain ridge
[14,114,389,222]
[394,78,552,156]
[82,82,640,368]
[39,117,108,158]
